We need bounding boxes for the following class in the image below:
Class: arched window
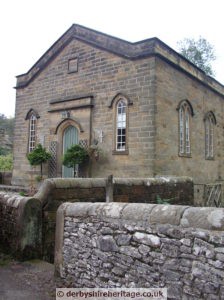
[116,100,127,151]
[25,109,39,153]
[28,114,37,152]
[177,100,194,156]
[110,93,131,154]
[204,111,216,159]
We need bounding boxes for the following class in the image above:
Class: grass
[0,253,13,267]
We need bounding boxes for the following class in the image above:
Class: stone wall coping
[62,202,224,231]
[33,178,108,205]
[0,184,29,193]
[35,178,107,191]
[0,191,34,209]
[113,176,192,185]
[32,176,192,205]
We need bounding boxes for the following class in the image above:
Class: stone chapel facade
[12,24,224,195]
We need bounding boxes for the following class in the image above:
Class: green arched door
[62,125,78,177]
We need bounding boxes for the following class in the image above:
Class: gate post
[106,174,113,203]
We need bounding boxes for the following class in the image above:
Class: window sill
[205,157,215,160]
[67,70,78,74]
[179,153,192,158]
[112,150,129,155]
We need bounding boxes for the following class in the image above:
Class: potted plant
[62,144,89,177]
[27,144,51,180]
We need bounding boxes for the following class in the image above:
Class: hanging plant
[89,144,101,161]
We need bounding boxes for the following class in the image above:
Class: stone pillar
[106,174,113,202]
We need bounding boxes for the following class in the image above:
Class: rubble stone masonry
[55,202,224,299]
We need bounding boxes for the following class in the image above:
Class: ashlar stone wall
[12,34,156,185]
[55,202,224,299]
[155,57,224,186]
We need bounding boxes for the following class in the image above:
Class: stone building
[12,24,224,201]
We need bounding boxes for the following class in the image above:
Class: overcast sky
[1,0,224,117]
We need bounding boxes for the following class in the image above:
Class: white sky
[1,0,224,117]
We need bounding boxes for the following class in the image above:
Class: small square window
[68,58,78,73]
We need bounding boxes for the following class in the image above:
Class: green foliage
[0,114,14,156]
[19,191,25,196]
[0,114,14,137]
[177,37,216,76]
[27,144,51,166]
[156,195,171,205]
[35,175,42,182]
[27,144,51,177]
[0,154,13,171]
[63,144,89,168]
[0,147,10,156]
[0,252,13,266]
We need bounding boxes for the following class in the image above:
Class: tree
[0,147,10,156]
[177,37,216,76]
[0,154,13,171]
[27,144,51,178]
[63,144,89,177]
[0,114,14,155]
[0,114,14,137]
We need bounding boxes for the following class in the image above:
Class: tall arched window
[177,100,194,156]
[28,114,37,152]
[204,111,216,159]
[116,100,127,151]
[109,93,132,154]
[25,109,39,153]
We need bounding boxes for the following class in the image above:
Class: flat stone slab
[63,203,224,230]
[181,207,224,230]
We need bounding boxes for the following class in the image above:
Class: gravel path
[0,253,56,300]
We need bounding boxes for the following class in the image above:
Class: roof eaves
[15,24,224,97]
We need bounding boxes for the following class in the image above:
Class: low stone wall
[0,176,193,261]
[0,172,12,185]
[0,192,42,259]
[36,178,107,262]
[35,176,193,262]
[55,202,224,299]
[35,176,193,206]
[113,176,193,205]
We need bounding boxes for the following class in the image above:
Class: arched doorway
[62,125,78,177]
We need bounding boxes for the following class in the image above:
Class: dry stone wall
[39,176,193,262]
[55,202,224,299]
[0,176,193,261]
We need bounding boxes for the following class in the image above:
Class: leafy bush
[63,144,89,169]
[0,147,11,156]
[0,154,13,171]
[156,195,171,205]
[27,144,51,178]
